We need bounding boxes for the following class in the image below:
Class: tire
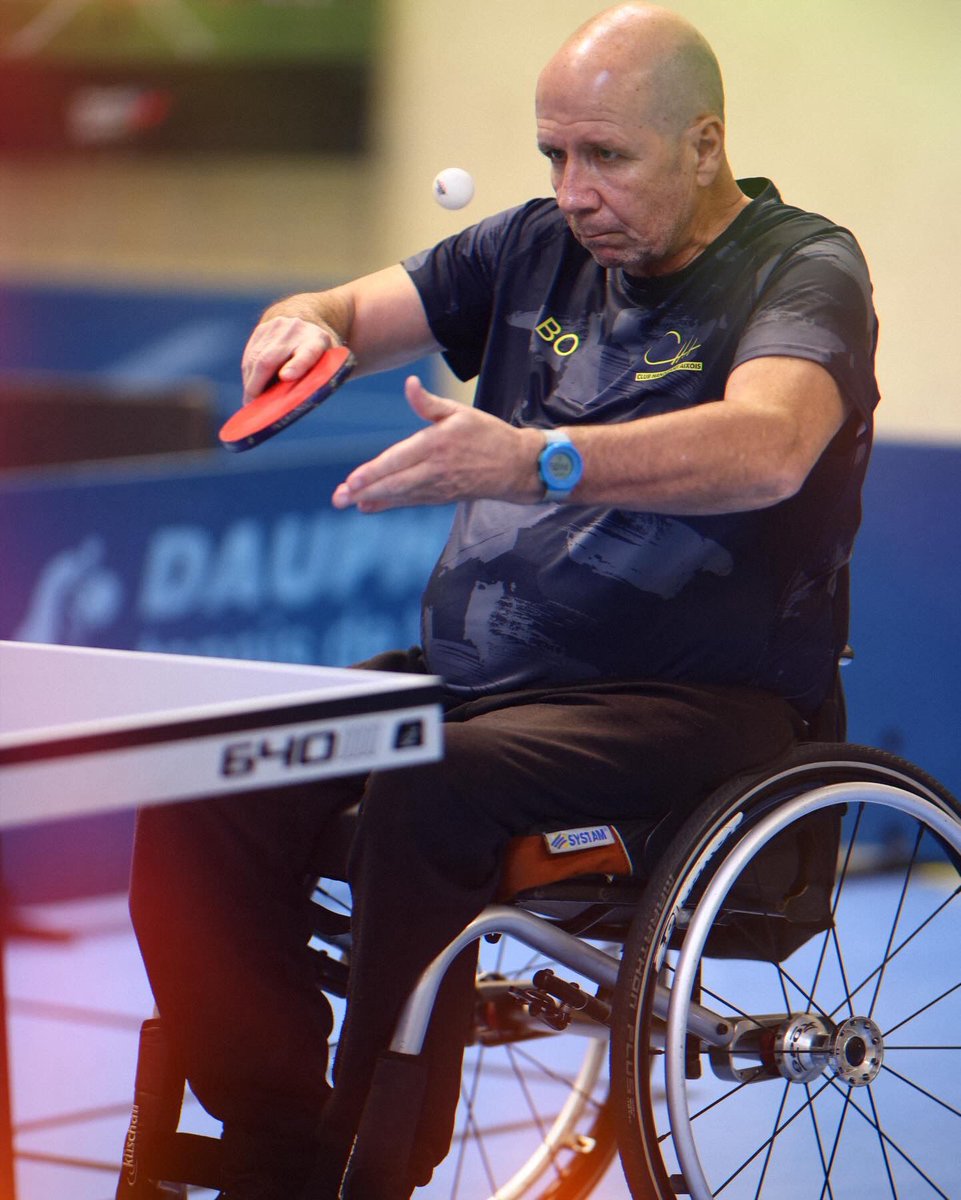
[610,745,961,1200]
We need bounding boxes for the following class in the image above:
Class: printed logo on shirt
[544,825,617,855]
[634,331,703,381]
[535,316,582,357]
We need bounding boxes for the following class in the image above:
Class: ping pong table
[0,639,444,1200]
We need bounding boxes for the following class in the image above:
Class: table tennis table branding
[0,455,453,668]
[218,715,426,784]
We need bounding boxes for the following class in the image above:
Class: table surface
[0,640,443,828]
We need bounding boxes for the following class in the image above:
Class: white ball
[433,167,475,210]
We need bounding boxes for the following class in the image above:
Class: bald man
[128,5,879,1198]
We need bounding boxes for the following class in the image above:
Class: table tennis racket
[219,345,356,452]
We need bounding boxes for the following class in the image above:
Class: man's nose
[554,162,600,214]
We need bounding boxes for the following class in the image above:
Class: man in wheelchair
[126,4,882,1197]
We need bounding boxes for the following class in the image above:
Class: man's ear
[689,115,725,184]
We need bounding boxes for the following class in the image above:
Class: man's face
[536,67,703,278]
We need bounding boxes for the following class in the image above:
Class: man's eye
[595,148,619,162]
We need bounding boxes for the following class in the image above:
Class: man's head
[535,3,743,277]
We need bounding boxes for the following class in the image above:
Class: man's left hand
[332,377,544,512]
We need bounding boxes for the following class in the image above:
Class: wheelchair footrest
[149,1132,223,1190]
[116,1016,224,1196]
[117,1130,223,1195]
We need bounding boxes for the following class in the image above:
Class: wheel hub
[712,1012,885,1087]
[768,1013,885,1086]
[830,1016,885,1086]
[772,1014,834,1083]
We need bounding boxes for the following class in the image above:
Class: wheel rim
[310,880,617,1200]
[433,937,616,1200]
[658,780,961,1200]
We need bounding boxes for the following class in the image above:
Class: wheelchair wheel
[311,878,618,1200]
[610,745,961,1199]
[438,937,616,1199]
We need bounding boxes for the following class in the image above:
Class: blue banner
[0,441,454,666]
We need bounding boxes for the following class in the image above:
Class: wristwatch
[537,429,583,502]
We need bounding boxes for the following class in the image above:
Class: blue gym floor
[9,865,961,1199]
[7,893,636,1200]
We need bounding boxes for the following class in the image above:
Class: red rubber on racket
[219,345,356,452]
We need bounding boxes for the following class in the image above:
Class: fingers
[331,430,429,512]
[332,378,460,511]
[331,379,540,513]
[241,316,336,403]
[403,374,459,422]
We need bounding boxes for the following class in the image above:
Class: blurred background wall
[1,0,957,440]
[0,1,958,898]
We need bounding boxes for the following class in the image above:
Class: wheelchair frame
[117,737,961,1200]
[342,743,961,1200]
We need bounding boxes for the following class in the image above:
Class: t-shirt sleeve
[402,201,553,383]
[732,232,880,422]
[401,215,505,382]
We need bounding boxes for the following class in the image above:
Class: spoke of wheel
[869,826,924,1022]
[829,887,961,1022]
[656,1075,761,1146]
[775,956,793,1017]
[314,883,350,913]
[693,979,760,1027]
[763,960,832,1022]
[453,1043,494,1198]
[508,1042,606,1115]
[699,935,830,1025]
[880,1061,961,1121]
[723,863,798,991]
[753,1080,791,1199]
[453,1044,566,1195]
[807,802,865,1003]
[676,958,827,1039]
[810,1078,845,1200]
[866,1085,901,1199]
[509,1040,578,1190]
[815,1080,849,1200]
[825,919,858,1024]
[485,934,547,984]
[711,1076,836,1196]
[885,1044,961,1051]
[510,1042,554,1148]
[883,981,961,1040]
[827,1079,950,1199]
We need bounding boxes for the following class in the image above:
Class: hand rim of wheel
[664,780,961,1200]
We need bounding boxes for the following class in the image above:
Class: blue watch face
[548,450,578,482]
[541,441,583,491]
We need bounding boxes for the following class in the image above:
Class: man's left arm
[331,355,848,514]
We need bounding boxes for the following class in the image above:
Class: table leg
[0,860,16,1200]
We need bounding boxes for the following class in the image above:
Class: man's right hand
[241,315,338,404]
[238,266,439,405]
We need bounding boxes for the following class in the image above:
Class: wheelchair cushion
[497,796,839,965]
[497,818,660,900]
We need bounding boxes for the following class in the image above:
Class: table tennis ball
[433,167,475,210]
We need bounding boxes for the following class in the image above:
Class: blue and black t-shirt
[403,179,880,716]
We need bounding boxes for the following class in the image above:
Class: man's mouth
[574,227,624,244]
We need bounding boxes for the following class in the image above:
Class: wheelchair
[116,661,961,1200]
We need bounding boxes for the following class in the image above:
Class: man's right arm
[241,264,440,402]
